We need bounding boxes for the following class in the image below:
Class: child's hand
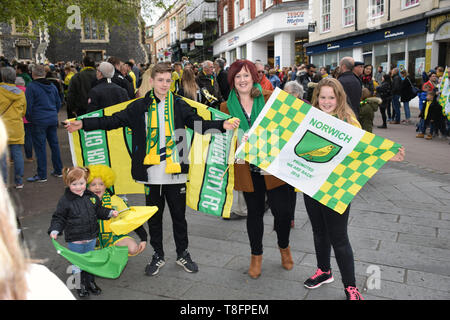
[111,210,119,217]
[389,147,405,162]
[137,241,146,254]
[50,231,58,240]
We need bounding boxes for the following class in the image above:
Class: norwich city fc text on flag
[67,97,236,218]
[439,66,450,121]
[236,88,402,214]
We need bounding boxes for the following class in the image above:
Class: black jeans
[303,194,356,288]
[243,172,295,255]
[145,183,188,258]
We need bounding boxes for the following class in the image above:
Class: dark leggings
[303,194,356,288]
[243,172,295,255]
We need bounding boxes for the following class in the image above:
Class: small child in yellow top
[87,164,147,256]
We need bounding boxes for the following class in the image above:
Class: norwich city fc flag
[236,88,402,214]
[439,67,450,121]
[52,239,128,279]
[67,97,236,218]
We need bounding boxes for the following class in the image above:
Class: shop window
[402,0,419,9]
[407,34,426,79]
[343,0,355,27]
[374,43,388,72]
[369,0,384,19]
[338,48,353,61]
[230,48,237,63]
[325,51,338,69]
[321,0,331,33]
[390,39,406,71]
[240,45,247,59]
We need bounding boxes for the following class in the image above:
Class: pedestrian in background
[376,73,393,128]
[0,67,26,188]
[25,65,63,182]
[87,61,128,113]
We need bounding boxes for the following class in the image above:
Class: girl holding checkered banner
[303,78,404,300]
[220,60,297,279]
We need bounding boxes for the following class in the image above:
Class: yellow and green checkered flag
[236,88,402,214]
[439,67,450,121]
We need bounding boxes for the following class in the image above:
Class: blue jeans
[67,239,96,274]
[31,124,63,179]
[0,145,24,185]
[403,101,411,120]
[392,95,401,122]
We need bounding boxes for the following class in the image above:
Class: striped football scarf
[143,90,181,174]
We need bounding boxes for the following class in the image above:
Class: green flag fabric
[52,239,129,279]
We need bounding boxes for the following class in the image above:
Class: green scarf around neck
[227,83,265,134]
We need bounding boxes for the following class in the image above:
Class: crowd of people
[0,52,415,301]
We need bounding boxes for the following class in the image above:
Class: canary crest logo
[385,31,391,36]
[295,130,342,163]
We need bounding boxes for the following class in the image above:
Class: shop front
[213,5,309,68]
[306,19,427,80]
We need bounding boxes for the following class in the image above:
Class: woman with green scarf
[220,60,296,279]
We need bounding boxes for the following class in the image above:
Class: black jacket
[112,68,135,99]
[196,72,223,104]
[377,81,392,105]
[338,71,362,117]
[48,189,112,242]
[82,90,226,182]
[87,78,129,113]
[216,69,230,101]
[67,67,97,116]
[392,74,402,95]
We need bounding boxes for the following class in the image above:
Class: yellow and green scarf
[143,90,181,174]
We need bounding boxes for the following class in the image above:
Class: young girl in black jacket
[49,166,118,298]
[376,74,393,128]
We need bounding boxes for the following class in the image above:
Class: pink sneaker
[345,286,364,300]
[304,268,334,289]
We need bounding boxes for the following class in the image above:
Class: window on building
[408,34,426,78]
[402,0,420,9]
[240,45,247,59]
[223,6,228,33]
[11,18,33,35]
[343,0,355,27]
[374,43,388,73]
[234,0,240,29]
[17,45,32,60]
[369,0,385,19]
[266,0,274,8]
[82,18,107,41]
[321,0,331,33]
[256,0,263,16]
[390,39,406,71]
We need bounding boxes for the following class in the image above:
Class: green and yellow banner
[67,97,236,218]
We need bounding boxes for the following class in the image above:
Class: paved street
[10,103,450,301]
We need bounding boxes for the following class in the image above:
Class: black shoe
[222,212,246,220]
[145,253,165,276]
[85,273,102,295]
[377,125,387,129]
[304,268,334,289]
[76,284,90,298]
[176,250,198,273]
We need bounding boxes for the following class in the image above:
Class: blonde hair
[86,164,116,188]
[62,167,90,186]
[181,68,199,101]
[136,65,153,98]
[311,78,359,126]
[0,118,29,299]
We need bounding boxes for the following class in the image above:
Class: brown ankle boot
[248,254,262,279]
[279,246,294,270]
